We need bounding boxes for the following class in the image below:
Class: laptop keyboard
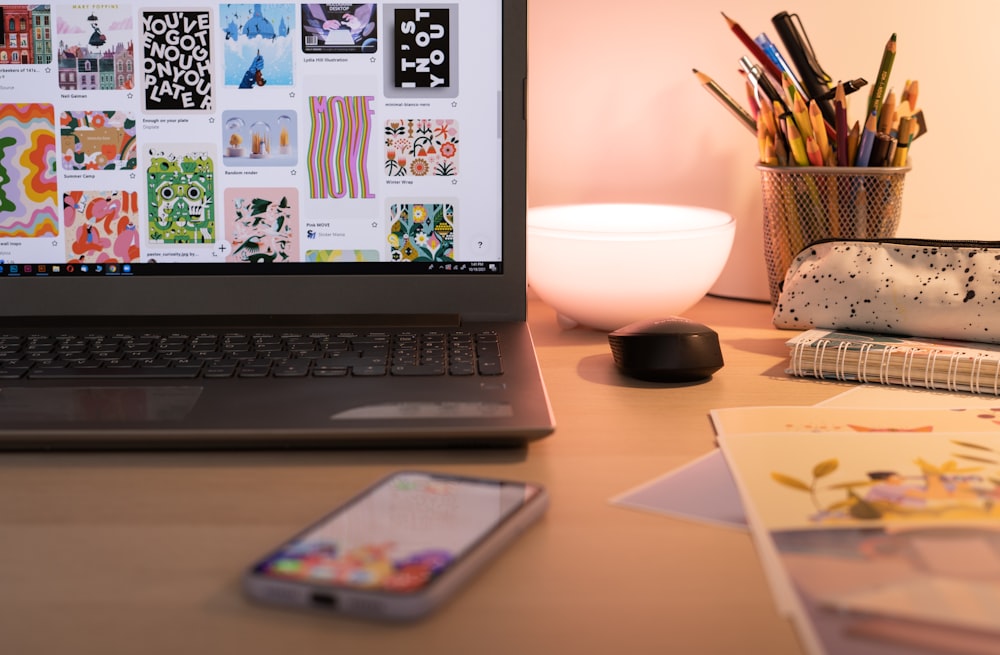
[0,329,503,380]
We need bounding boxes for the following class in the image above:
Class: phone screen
[250,472,541,594]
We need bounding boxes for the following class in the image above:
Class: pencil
[847,120,861,166]
[855,110,877,166]
[721,12,783,82]
[834,83,849,166]
[693,68,757,134]
[867,33,897,119]
[785,119,809,166]
[792,95,813,140]
[806,135,824,166]
[892,116,915,166]
[745,78,759,119]
[809,99,831,164]
[902,79,919,109]
[878,89,896,134]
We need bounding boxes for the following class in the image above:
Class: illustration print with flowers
[388,203,454,262]
[384,119,458,177]
[60,111,138,171]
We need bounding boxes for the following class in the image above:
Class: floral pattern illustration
[388,203,454,262]
[384,119,458,177]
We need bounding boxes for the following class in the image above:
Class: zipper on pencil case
[801,237,1000,250]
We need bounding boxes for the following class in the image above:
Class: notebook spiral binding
[788,333,1000,396]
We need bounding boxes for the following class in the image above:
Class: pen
[722,13,783,82]
[754,32,807,100]
[739,57,785,111]
[867,33,897,120]
[771,11,836,126]
[818,78,867,100]
[692,69,757,134]
[869,132,892,166]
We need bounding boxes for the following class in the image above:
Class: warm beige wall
[527,1,999,299]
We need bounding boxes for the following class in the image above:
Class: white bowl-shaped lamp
[527,203,736,331]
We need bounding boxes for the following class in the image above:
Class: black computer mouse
[608,317,724,382]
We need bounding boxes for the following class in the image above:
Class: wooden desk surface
[0,294,843,655]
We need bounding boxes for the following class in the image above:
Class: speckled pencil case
[772,238,1000,344]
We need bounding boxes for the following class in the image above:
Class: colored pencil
[693,68,757,134]
[721,13,783,82]
[867,33,897,119]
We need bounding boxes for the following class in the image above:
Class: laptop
[0,0,555,449]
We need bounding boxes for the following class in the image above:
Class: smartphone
[242,470,548,621]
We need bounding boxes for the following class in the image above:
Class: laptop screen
[0,1,508,280]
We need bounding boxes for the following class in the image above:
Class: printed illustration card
[141,8,214,112]
[711,406,1000,437]
[383,4,457,99]
[223,187,299,263]
[719,430,1000,655]
[387,201,454,262]
[145,143,216,244]
[62,190,141,264]
[56,4,135,90]
[301,3,377,54]
[384,119,458,177]
[59,110,138,171]
[220,3,295,89]
[0,104,59,239]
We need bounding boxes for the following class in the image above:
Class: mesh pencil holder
[756,164,910,305]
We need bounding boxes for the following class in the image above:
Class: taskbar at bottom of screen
[0,261,504,277]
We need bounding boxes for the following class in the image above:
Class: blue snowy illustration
[221,4,295,88]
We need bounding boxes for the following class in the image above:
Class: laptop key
[477,358,504,376]
[27,365,203,379]
[352,364,387,377]
[390,364,445,376]
[272,361,311,377]
[203,364,237,378]
[0,368,27,379]
[237,364,272,378]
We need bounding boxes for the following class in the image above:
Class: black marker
[772,11,836,125]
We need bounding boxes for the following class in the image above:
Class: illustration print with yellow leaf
[773,439,1000,524]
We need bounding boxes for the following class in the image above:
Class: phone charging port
[311,592,337,609]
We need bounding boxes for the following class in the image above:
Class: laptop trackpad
[0,387,202,423]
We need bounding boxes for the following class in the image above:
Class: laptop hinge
[0,314,465,330]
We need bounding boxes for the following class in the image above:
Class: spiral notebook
[785,329,1000,396]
